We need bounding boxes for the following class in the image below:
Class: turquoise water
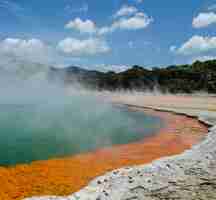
[0,95,164,166]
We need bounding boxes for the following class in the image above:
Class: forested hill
[49,60,216,94]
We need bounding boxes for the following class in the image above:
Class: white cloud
[65,18,97,34]
[114,5,138,18]
[94,64,130,72]
[65,8,153,36]
[192,12,216,28]
[0,38,52,63]
[169,45,177,52]
[57,38,110,56]
[98,12,153,35]
[172,35,216,55]
[65,19,112,36]
[191,55,216,63]
[112,12,153,30]
[97,26,112,35]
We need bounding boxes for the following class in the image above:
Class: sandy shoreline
[24,94,216,200]
[0,98,209,200]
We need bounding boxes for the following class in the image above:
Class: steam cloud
[0,58,162,165]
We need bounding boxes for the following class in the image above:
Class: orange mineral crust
[0,109,208,200]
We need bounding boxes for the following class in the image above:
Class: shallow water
[0,94,164,166]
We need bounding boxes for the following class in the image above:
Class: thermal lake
[0,91,165,167]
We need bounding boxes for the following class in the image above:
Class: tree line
[49,59,216,94]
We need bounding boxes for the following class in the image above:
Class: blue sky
[0,0,216,71]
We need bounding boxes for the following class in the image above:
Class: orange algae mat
[0,109,208,200]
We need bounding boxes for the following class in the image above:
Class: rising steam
[0,58,163,166]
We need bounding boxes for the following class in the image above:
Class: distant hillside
[49,60,216,93]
